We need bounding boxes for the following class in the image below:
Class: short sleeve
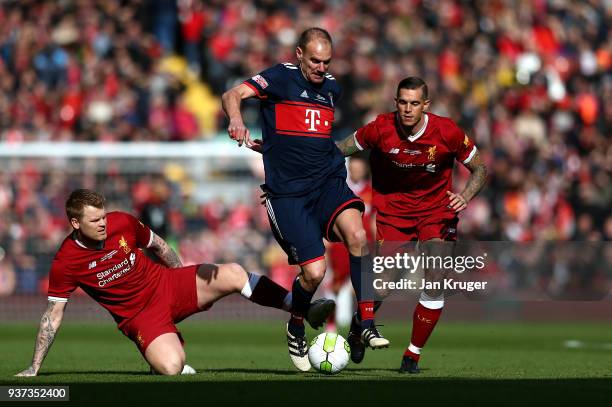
[447,120,477,164]
[243,64,287,100]
[123,213,154,249]
[354,119,380,151]
[47,259,77,303]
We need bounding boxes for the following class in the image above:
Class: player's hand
[446,191,468,212]
[248,138,263,154]
[227,118,251,147]
[15,366,38,377]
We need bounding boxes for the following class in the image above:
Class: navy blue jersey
[244,63,346,197]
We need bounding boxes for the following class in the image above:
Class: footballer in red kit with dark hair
[336,76,488,372]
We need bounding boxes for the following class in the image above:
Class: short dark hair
[397,77,428,100]
[66,189,105,221]
[297,27,332,50]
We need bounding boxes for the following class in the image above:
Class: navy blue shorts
[264,177,364,266]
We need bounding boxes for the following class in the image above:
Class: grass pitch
[1,321,612,405]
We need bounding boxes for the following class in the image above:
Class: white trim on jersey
[146,229,154,248]
[406,113,429,142]
[463,146,478,164]
[48,296,68,303]
[282,62,298,69]
[353,131,364,151]
[265,199,284,239]
[324,74,336,80]
[74,238,88,249]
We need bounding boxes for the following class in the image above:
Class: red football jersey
[354,112,477,226]
[47,211,163,325]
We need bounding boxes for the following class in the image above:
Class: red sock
[358,301,375,323]
[404,302,443,361]
[290,314,304,325]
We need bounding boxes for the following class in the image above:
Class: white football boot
[286,323,311,372]
[361,325,390,349]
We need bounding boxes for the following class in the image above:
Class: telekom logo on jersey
[305,109,329,131]
[275,101,333,138]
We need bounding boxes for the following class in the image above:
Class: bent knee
[222,262,247,290]
[345,228,367,254]
[302,265,326,286]
[153,355,185,376]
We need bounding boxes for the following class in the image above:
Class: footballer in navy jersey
[243,62,346,197]
[222,27,389,372]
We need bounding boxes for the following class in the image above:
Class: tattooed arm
[148,232,183,268]
[447,151,488,212]
[335,132,362,156]
[16,300,66,376]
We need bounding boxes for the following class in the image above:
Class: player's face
[72,205,107,241]
[395,88,430,127]
[296,39,332,84]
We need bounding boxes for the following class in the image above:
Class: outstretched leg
[194,262,333,372]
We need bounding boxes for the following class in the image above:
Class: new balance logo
[88,261,97,269]
[388,148,400,154]
[300,90,309,98]
[417,314,433,324]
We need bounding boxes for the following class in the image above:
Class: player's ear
[423,98,431,111]
[70,217,80,230]
[296,46,303,62]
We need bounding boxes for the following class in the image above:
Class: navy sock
[349,254,363,301]
[288,315,305,337]
[288,277,313,337]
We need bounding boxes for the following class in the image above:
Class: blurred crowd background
[0,0,610,297]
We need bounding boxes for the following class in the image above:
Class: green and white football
[308,332,350,374]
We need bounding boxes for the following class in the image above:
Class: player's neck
[73,230,104,250]
[298,63,322,87]
[398,113,427,139]
[298,63,308,82]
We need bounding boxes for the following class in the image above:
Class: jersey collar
[397,113,429,142]
[72,231,105,250]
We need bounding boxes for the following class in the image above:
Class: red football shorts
[376,212,458,255]
[119,264,205,355]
